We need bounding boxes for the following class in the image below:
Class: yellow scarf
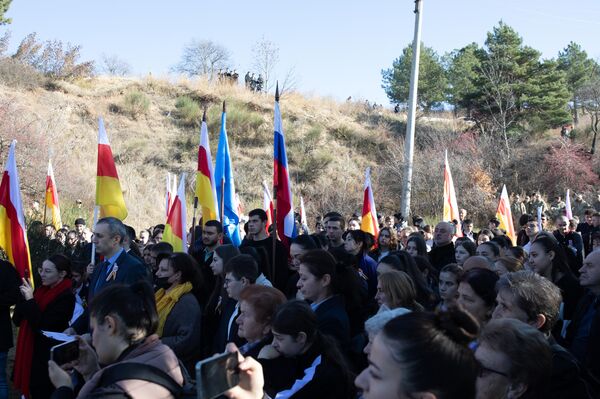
[155,282,193,337]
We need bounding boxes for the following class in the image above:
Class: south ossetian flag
[96,117,128,220]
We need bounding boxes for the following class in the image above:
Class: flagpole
[190,196,198,254]
[220,178,225,225]
[272,84,280,285]
[90,205,99,265]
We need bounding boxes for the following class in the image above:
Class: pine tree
[557,42,595,124]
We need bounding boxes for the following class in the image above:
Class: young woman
[477,229,494,245]
[287,235,319,299]
[437,263,463,311]
[375,271,424,312]
[476,241,500,261]
[13,254,75,399]
[48,282,184,398]
[369,227,399,262]
[457,267,499,327]
[405,234,428,258]
[454,240,476,267]
[528,236,583,322]
[154,252,204,373]
[236,285,287,358]
[343,230,378,298]
[259,300,355,399]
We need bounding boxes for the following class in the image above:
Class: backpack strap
[98,362,181,396]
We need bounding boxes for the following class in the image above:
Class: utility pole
[400,0,423,219]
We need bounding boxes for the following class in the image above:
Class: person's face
[579,252,600,290]
[326,221,343,243]
[474,342,512,399]
[71,271,84,289]
[555,217,569,235]
[154,232,163,242]
[67,233,78,247]
[202,226,222,247]
[92,223,120,256]
[525,222,539,238]
[460,209,467,220]
[272,330,306,357]
[379,230,391,248]
[210,253,224,275]
[290,243,307,271]
[355,333,407,399]
[584,214,593,225]
[476,244,496,261]
[348,220,360,231]
[455,245,471,266]
[224,272,247,301]
[155,259,180,286]
[439,271,459,302]
[344,234,361,255]
[143,248,152,265]
[364,332,375,355]
[297,264,326,302]
[75,223,85,234]
[528,242,553,277]
[39,260,64,287]
[464,223,473,234]
[405,241,418,257]
[248,215,266,236]
[458,282,491,325]
[377,262,394,276]
[236,300,268,343]
[375,279,389,308]
[139,231,149,244]
[434,223,453,246]
[477,234,490,245]
[492,289,532,326]
[56,231,66,244]
[45,226,54,237]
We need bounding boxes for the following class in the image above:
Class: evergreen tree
[444,43,482,116]
[557,41,595,124]
[0,0,11,25]
[381,43,447,111]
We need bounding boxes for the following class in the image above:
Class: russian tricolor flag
[273,85,297,246]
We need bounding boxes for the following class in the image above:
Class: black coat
[212,298,244,354]
[565,293,600,383]
[13,289,75,399]
[313,296,350,351]
[0,261,19,352]
[548,336,596,399]
[428,242,456,272]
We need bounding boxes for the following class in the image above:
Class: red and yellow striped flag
[45,159,62,230]
[0,140,33,280]
[361,167,379,238]
[96,117,127,220]
[195,111,219,223]
[164,173,187,252]
[443,150,462,236]
[496,185,516,245]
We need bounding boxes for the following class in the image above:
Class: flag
[96,117,127,220]
[0,140,33,280]
[273,85,297,246]
[195,111,219,223]
[45,159,62,230]
[443,150,462,236]
[163,173,187,252]
[361,167,379,238]
[496,185,516,245]
[262,181,274,232]
[565,189,573,219]
[300,196,308,233]
[166,173,177,218]
[537,206,543,231]
[214,102,241,246]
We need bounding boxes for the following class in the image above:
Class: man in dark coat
[428,221,456,272]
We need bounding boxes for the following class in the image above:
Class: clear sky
[4,0,600,105]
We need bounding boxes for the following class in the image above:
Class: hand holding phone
[196,350,240,399]
[50,340,79,366]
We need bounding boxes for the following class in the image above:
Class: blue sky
[5,0,600,105]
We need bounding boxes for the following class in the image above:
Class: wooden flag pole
[190,196,198,254]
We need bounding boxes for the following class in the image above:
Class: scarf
[155,282,193,337]
[14,278,72,398]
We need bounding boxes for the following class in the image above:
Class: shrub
[175,96,202,127]
[122,91,150,119]
[0,58,43,89]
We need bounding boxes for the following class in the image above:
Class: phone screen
[196,352,240,399]
[50,340,79,366]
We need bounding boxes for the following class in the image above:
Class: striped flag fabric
[300,196,308,233]
[565,189,573,219]
[45,159,62,230]
[166,173,177,218]
[361,167,379,238]
[195,110,219,223]
[262,181,274,233]
[0,140,33,280]
[163,173,187,252]
[214,102,241,246]
[96,117,127,220]
[496,185,516,244]
[273,85,297,246]
[443,150,462,236]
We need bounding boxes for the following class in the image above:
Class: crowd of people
[1,196,600,398]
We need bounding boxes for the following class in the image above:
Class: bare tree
[100,53,131,76]
[278,66,299,97]
[252,36,279,92]
[174,39,230,80]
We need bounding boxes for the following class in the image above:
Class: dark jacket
[428,242,456,272]
[13,289,75,399]
[313,296,350,351]
[160,292,202,374]
[0,261,19,352]
[553,230,584,276]
[241,237,290,291]
[548,336,596,399]
[565,293,600,383]
[212,298,244,353]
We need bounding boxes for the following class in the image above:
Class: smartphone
[196,351,240,399]
[50,340,79,366]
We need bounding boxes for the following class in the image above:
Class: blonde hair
[378,270,424,311]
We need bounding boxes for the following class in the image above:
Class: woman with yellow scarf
[155,252,204,373]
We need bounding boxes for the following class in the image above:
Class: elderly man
[428,221,456,272]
